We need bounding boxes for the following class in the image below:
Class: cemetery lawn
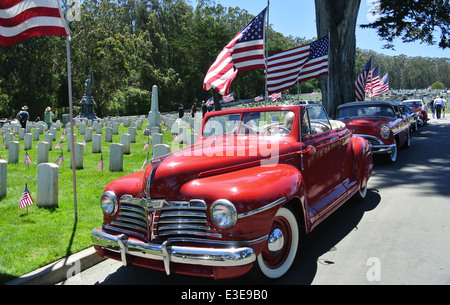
[0,121,176,283]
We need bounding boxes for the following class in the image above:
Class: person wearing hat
[16,106,29,129]
[44,106,54,131]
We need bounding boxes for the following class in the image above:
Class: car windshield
[403,101,422,107]
[202,111,295,138]
[337,104,395,119]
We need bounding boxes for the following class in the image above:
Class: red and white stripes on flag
[365,65,381,98]
[0,0,69,46]
[203,7,267,96]
[355,58,372,101]
[371,73,389,98]
[19,183,34,210]
[267,35,328,94]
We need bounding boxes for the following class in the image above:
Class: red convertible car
[401,99,429,126]
[337,101,411,163]
[91,104,373,280]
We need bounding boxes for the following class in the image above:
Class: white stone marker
[109,143,124,172]
[44,133,53,151]
[37,142,50,165]
[152,133,163,145]
[0,160,7,197]
[85,127,93,142]
[8,141,20,164]
[37,163,59,208]
[120,133,131,155]
[105,127,113,142]
[24,133,32,150]
[128,127,136,143]
[153,144,171,158]
[92,134,102,153]
[70,143,84,169]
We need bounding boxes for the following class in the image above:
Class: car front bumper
[354,134,396,154]
[91,228,257,276]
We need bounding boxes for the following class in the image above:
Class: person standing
[16,106,29,129]
[201,100,208,118]
[178,104,184,118]
[191,104,197,118]
[44,107,54,131]
[434,96,445,119]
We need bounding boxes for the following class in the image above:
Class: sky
[191,0,449,59]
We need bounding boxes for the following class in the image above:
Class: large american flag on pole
[0,0,69,46]
[267,35,328,94]
[19,183,34,210]
[355,58,372,101]
[203,7,267,96]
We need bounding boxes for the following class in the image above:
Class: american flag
[97,154,103,171]
[267,35,328,94]
[355,58,372,101]
[203,7,267,96]
[0,0,69,46]
[223,92,234,103]
[371,73,389,97]
[254,94,264,102]
[143,140,149,151]
[141,155,149,170]
[55,152,63,166]
[19,183,34,210]
[365,65,381,98]
[24,151,31,165]
[269,92,282,102]
[206,97,214,106]
[55,140,63,149]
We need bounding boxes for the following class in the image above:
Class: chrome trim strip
[237,197,287,219]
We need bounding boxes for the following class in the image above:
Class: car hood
[147,135,296,199]
[339,117,392,134]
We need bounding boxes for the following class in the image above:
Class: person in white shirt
[434,96,446,119]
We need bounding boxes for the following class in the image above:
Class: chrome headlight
[380,124,390,140]
[210,199,237,229]
[100,191,118,216]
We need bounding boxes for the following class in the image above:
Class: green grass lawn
[0,120,176,283]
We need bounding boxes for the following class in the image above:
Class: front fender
[180,163,304,241]
[104,171,147,199]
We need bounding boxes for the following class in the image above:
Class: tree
[314,0,361,115]
[360,0,450,50]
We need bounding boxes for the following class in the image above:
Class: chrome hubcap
[268,228,284,255]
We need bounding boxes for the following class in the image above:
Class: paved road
[58,118,450,285]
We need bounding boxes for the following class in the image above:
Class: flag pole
[64,0,78,223]
[264,0,270,107]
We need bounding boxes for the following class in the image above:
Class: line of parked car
[90,98,429,282]
[336,99,428,163]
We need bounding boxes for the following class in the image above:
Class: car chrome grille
[104,196,220,241]
[157,200,210,238]
[106,197,149,241]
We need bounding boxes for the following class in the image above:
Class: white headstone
[0,160,7,197]
[92,134,102,153]
[8,141,20,164]
[109,143,124,172]
[37,163,59,208]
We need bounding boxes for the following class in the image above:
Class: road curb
[4,247,106,285]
